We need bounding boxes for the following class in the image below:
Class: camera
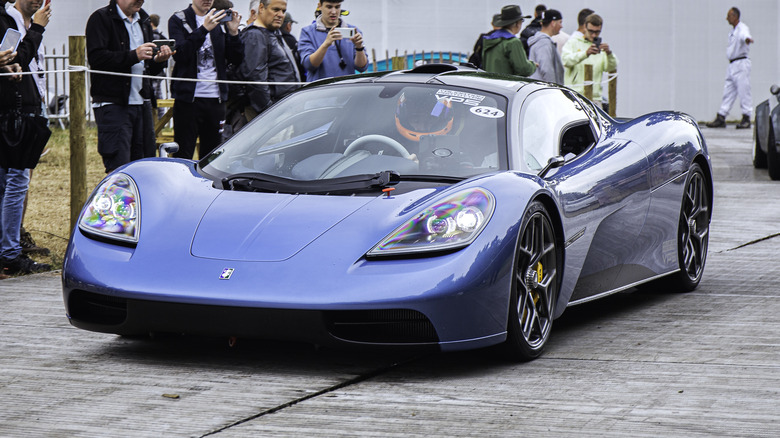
[592,37,602,50]
[218,9,233,23]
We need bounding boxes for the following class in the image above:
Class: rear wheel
[670,163,710,291]
[767,128,780,180]
[503,202,560,361]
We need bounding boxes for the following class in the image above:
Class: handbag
[0,92,51,169]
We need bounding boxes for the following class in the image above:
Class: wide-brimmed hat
[491,13,502,27]
[494,5,531,27]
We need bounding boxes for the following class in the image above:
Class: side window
[519,90,590,171]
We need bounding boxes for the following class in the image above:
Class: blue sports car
[62,64,712,361]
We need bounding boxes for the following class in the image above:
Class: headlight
[78,173,140,243]
[368,188,495,256]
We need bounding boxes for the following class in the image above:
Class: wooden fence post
[583,64,593,102]
[608,69,617,117]
[69,35,87,231]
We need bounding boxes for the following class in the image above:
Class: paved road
[2,127,778,437]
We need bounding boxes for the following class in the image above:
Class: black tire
[753,123,767,168]
[503,201,560,361]
[668,163,711,291]
[767,128,780,180]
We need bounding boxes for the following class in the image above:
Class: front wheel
[503,202,560,361]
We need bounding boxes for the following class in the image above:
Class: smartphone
[45,0,51,6]
[0,28,22,53]
[218,9,233,23]
[334,27,355,38]
[153,39,176,49]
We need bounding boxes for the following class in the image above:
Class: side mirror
[538,155,565,178]
[159,142,179,158]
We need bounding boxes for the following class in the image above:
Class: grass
[25,126,106,270]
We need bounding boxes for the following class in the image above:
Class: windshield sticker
[435,89,485,106]
[470,106,505,119]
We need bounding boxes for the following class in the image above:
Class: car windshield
[200,83,507,185]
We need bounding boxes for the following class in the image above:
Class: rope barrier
[0,65,617,87]
[0,65,307,86]
[571,72,619,88]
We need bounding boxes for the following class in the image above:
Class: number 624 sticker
[470,106,505,118]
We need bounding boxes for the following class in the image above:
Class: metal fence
[42,44,73,128]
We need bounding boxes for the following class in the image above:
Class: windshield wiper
[222,170,401,194]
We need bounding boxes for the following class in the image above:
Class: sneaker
[2,254,51,275]
[705,114,726,128]
[20,227,50,256]
[736,115,751,129]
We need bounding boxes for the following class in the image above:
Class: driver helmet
[395,88,454,142]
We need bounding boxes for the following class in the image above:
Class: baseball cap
[541,9,562,24]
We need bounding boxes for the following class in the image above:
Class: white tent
[36,0,780,120]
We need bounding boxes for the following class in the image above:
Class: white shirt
[726,21,751,61]
[194,14,219,98]
[6,5,46,99]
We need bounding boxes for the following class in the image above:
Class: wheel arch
[692,154,714,221]
[531,192,566,301]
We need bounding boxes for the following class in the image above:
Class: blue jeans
[0,168,30,261]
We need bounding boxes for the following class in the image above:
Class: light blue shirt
[117,6,145,105]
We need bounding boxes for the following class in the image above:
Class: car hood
[191,191,376,262]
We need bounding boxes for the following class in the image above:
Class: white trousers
[718,58,752,117]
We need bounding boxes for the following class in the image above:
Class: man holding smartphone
[561,13,618,112]
[86,0,174,173]
[298,0,367,82]
[168,0,243,159]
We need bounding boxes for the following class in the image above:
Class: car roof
[305,64,556,100]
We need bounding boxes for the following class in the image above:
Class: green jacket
[561,33,618,101]
[482,30,536,77]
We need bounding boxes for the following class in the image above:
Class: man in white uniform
[706,7,754,129]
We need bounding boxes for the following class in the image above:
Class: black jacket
[236,26,299,113]
[520,18,543,55]
[0,4,46,113]
[168,5,243,102]
[85,0,165,104]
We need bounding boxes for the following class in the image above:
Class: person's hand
[586,44,601,56]
[351,31,364,50]
[1,63,22,82]
[202,9,226,32]
[0,49,15,67]
[135,42,158,61]
[600,43,612,55]
[225,10,241,36]
[32,2,52,27]
[153,44,174,63]
[746,37,754,44]
[323,27,343,47]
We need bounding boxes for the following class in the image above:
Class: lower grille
[68,290,127,325]
[326,309,439,344]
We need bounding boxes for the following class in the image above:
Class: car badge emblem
[219,268,235,280]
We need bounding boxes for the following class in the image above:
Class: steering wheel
[343,135,412,159]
